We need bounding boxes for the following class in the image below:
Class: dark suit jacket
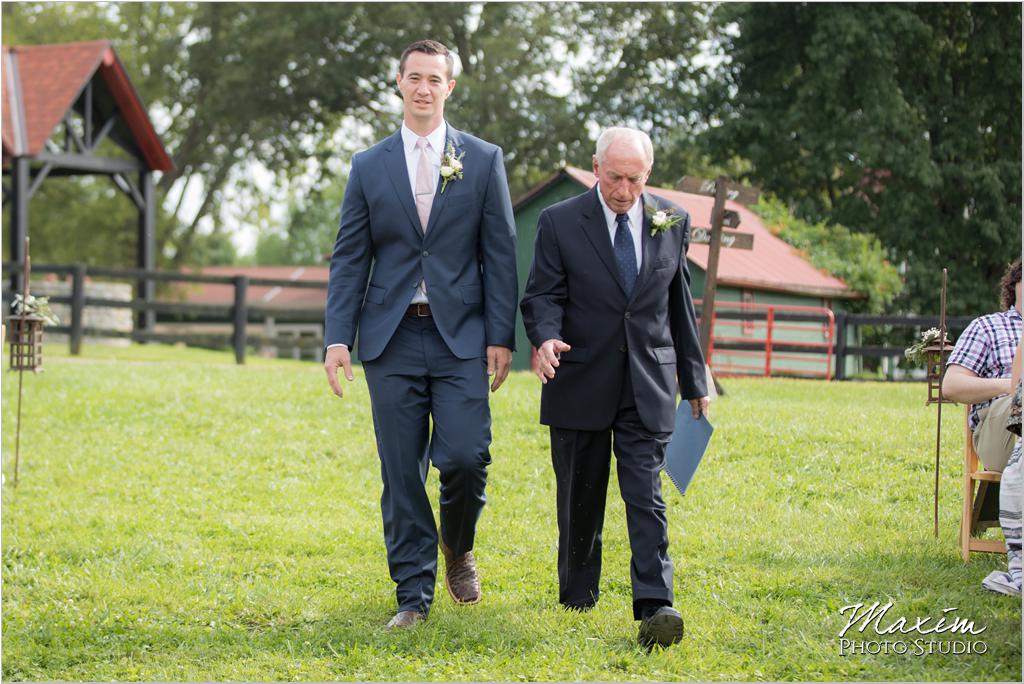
[520,186,707,433]
[324,125,518,361]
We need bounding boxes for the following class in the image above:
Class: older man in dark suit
[520,127,708,648]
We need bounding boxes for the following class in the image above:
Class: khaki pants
[973,394,1016,473]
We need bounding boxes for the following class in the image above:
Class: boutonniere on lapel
[644,205,683,237]
[439,141,465,193]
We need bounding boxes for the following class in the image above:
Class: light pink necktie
[414,137,434,232]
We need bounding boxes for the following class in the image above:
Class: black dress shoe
[638,606,684,648]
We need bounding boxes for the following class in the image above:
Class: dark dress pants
[550,367,674,619]
[362,314,492,614]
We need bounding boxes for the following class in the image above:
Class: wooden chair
[961,404,1006,560]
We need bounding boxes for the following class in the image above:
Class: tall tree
[705,2,1022,314]
[3,2,719,266]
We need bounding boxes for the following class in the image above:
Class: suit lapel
[630,193,659,301]
[579,186,627,296]
[424,124,461,237]
[382,129,423,238]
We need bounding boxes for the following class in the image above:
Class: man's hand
[536,339,571,384]
[324,345,355,397]
[486,345,513,392]
[688,396,710,419]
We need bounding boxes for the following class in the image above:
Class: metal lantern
[7,313,45,372]
[924,338,953,405]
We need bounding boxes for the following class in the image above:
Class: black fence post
[233,275,249,365]
[70,263,86,355]
[834,311,847,381]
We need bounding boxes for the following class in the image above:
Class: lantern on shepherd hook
[4,238,58,486]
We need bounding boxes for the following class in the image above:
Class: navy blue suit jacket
[325,125,518,361]
[520,186,707,433]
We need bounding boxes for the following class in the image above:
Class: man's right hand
[536,339,571,384]
[324,345,355,397]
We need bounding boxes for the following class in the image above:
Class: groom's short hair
[400,40,455,79]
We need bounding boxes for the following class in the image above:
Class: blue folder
[663,406,714,496]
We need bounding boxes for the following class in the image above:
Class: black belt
[406,303,433,317]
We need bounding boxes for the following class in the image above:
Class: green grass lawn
[2,343,1020,681]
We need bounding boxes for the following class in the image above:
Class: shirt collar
[401,121,447,156]
[595,184,643,228]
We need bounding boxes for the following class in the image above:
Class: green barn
[511,167,861,378]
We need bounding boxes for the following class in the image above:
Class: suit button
[422,250,429,257]
[619,345,627,353]
[624,311,631,320]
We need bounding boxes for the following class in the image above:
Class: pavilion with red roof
[2,40,173,327]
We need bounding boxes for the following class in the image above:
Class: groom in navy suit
[323,40,518,628]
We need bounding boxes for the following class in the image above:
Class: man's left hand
[487,345,513,392]
[688,396,710,419]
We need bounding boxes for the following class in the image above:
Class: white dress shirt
[327,123,447,350]
[595,185,643,271]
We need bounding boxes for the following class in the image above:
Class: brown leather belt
[406,303,433,317]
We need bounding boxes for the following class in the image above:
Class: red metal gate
[697,300,836,380]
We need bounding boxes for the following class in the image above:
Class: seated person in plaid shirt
[943,257,1022,472]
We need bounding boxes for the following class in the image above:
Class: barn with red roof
[512,167,861,377]
[179,165,864,376]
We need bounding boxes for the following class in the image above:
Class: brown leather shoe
[385,610,424,629]
[440,539,481,605]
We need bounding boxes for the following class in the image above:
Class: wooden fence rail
[2,261,326,363]
[2,261,980,375]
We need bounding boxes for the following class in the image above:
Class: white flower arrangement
[904,327,951,365]
[12,293,59,325]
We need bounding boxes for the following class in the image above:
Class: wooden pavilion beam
[8,157,29,294]
[137,170,156,330]
[34,151,145,174]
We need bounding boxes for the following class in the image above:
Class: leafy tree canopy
[705,2,1021,314]
[753,195,902,314]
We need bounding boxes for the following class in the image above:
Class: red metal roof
[179,167,853,307]
[179,266,328,309]
[563,167,853,299]
[2,40,172,171]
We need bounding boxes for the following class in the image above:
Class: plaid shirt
[947,308,1022,429]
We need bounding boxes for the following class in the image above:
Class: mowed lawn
[1,344,1020,681]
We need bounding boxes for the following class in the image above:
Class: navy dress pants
[549,367,674,619]
[362,314,492,614]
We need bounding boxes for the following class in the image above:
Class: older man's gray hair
[595,127,654,167]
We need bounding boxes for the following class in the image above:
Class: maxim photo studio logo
[837,601,988,656]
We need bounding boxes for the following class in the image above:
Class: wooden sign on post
[676,176,761,358]
[678,176,761,207]
[690,227,754,250]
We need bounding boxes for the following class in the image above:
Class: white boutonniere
[645,205,683,236]
[439,141,464,193]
